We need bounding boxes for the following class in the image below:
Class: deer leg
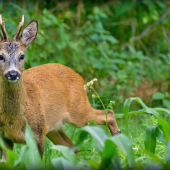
[47,129,74,148]
[90,109,119,135]
[0,136,13,161]
[69,109,119,136]
[88,109,119,135]
[36,135,45,158]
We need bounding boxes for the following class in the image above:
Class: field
[1,0,170,169]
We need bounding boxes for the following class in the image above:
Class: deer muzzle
[5,70,20,83]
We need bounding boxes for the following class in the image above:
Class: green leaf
[155,126,167,145]
[123,97,159,136]
[99,139,121,170]
[52,157,75,170]
[81,126,108,153]
[163,99,170,109]
[152,92,165,100]
[14,145,28,168]
[154,108,170,115]
[115,1,138,17]
[110,134,135,168]
[155,116,170,142]
[14,123,42,169]
[143,149,163,163]
[88,160,99,169]
[144,126,157,154]
[51,145,79,165]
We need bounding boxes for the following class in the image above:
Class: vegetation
[0,0,170,169]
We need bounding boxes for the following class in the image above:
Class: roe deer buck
[0,15,119,159]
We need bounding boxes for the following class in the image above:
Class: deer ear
[20,20,38,46]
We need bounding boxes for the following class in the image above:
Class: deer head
[0,15,38,83]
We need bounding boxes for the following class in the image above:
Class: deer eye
[19,55,25,61]
[0,55,4,61]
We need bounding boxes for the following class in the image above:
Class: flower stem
[91,86,108,134]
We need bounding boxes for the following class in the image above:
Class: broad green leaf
[5,150,18,166]
[73,131,88,151]
[155,126,167,145]
[123,97,159,136]
[154,108,170,115]
[14,145,28,168]
[152,92,165,100]
[51,145,79,165]
[25,123,42,169]
[52,157,75,170]
[143,150,163,163]
[155,116,170,142]
[99,139,121,170]
[0,162,14,170]
[144,126,157,153]
[15,123,42,169]
[88,160,99,170]
[110,134,135,168]
[127,107,170,117]
[115,113,124,118]
[81,126,108,153]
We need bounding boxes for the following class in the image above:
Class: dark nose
[5,70,20,80]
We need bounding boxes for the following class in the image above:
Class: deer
[0,15,120,160]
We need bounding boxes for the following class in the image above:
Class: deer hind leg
[47,129,74,149]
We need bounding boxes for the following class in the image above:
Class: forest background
[2,0,170,110]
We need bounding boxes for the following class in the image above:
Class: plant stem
[91,86,108,134]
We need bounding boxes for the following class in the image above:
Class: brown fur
[0,17,119,159]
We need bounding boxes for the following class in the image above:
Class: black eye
[19,55,25,60]
[0,55,4,61]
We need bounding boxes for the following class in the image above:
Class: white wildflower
[86,78,98,87]
[132,146,138,151]
[92,94,96,98]
[83,85,87,91]
[86,82,91,87]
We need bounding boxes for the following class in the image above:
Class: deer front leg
[0,135,13,161]
[32,123,47,158]
[92,109,120,135]
[36,138,45,158]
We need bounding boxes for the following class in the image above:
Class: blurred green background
[1,0,170,112]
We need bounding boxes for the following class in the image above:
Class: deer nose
[5,70,20,80]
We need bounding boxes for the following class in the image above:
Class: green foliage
[144,126,157,154]
[152,92,170,110]
[1,0,170,107]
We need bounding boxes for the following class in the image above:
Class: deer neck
[0,75,26,116]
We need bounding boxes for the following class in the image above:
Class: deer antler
[13,15,24,41]
[0,15,8,41]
